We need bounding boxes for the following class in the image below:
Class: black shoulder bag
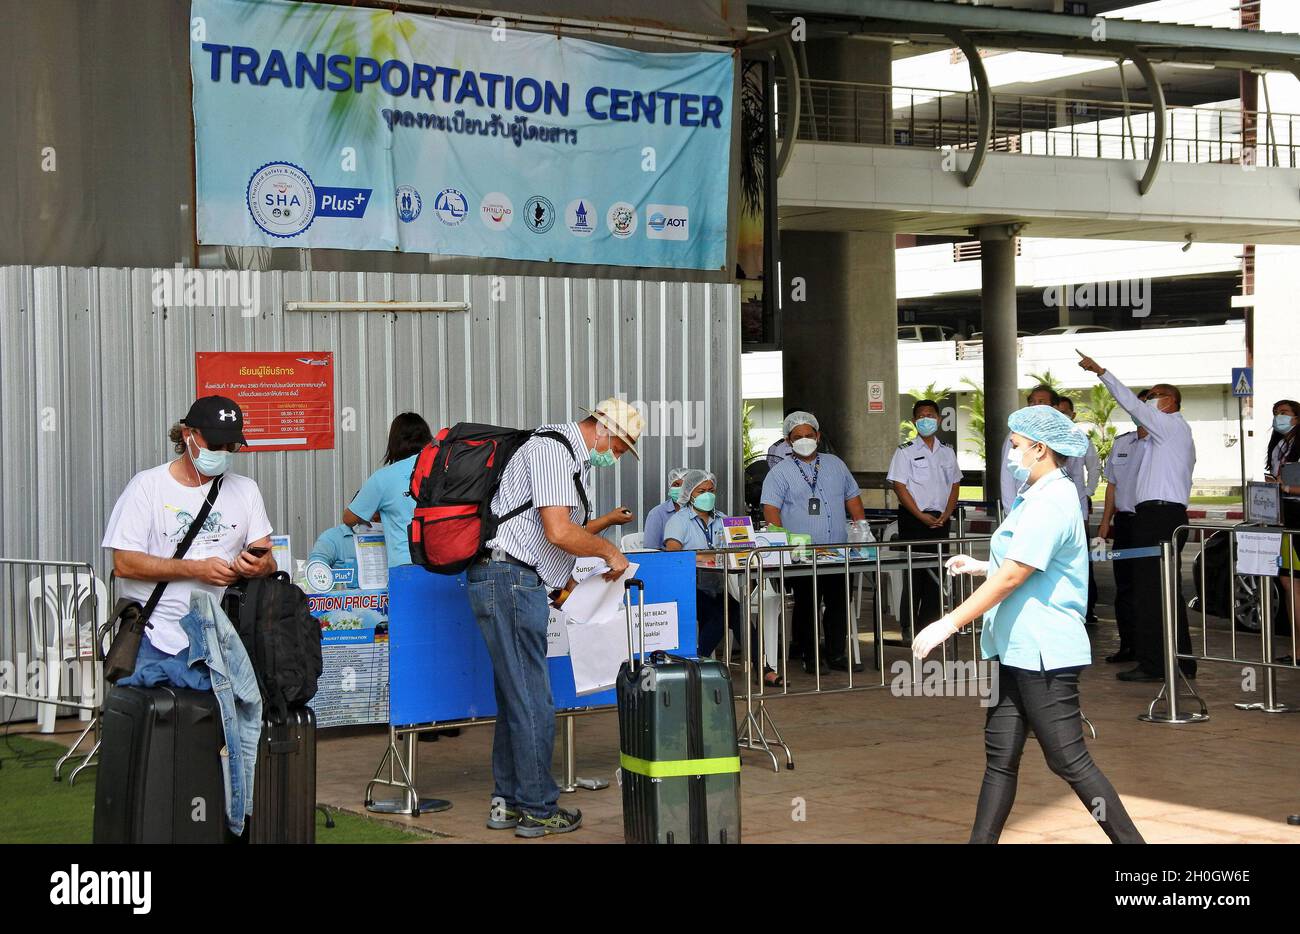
[101,475,225,683]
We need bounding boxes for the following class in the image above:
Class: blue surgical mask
[668,485,682,503]
[1274,414,1295,434]
[188,436,232,476]
[589,432,617,468]
[915,417,938,437]
[692,491,716,513]
[1006,445,1032,483]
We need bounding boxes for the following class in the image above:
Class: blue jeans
[466,559,559,818]
[117,592,263,836]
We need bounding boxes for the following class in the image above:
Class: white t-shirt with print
[102,463,274,654]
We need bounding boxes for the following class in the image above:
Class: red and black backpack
[407,423,590,574]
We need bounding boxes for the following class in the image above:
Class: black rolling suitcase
[616,578,742,844]
[93,685,231,844]
[244,707,317,844]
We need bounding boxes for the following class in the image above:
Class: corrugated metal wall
[0,266,741,579]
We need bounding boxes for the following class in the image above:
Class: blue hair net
[1007,405,1088,457]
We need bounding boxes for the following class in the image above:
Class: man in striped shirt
[467,398,641,838]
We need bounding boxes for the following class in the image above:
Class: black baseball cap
[181,396,247,446]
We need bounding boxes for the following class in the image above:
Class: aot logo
[645,204,689,241]
[395,185,422,223]
[480,192,514,230]
[433,188,469,226]
[247,162,316,238]
[607,201,637,239]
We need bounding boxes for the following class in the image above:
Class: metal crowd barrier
[0,557,105,782]
[1142,524,1299,724]
[702,532,997,771]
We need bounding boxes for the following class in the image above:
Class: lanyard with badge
[796,455,822,516]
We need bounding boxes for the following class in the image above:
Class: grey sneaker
[486,803,521,830]
[514,807,583,838]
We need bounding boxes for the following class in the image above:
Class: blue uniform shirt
[663,507,726,595]
[760,453,861,545]
[981,469,1092,671]
[308,523,360,580]
[348,455,418,571]
[643,498,680,550]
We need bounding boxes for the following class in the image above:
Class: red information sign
[195,352,334,452]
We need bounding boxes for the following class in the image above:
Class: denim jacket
[179,593,263,836]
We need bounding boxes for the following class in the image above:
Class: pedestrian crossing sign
[1232,367,1253,398]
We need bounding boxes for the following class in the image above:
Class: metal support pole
[1140,541,1208,724]
[559,715,611,791]
[1235,577,1295,714]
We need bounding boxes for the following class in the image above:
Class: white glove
[944,554,989,577]
[912,615,961,660]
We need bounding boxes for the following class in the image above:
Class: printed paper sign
[195,351,334,452]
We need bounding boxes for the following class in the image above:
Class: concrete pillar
[781,230,898,477]
[978,225,1020,502]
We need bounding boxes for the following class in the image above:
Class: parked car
[898,325,957,342]
[1037,325,1114,336]
[1139,317,1202,329]
[966,330,1033,341]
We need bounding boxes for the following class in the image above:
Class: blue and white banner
[191,0,734,271]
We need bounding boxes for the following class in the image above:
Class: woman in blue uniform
[913,405,1144,844]
[643,467,688,549]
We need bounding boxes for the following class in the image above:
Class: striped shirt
[487,422,592,589]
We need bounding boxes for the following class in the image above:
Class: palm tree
[1078,384,1120,463]
[959,376,986,460]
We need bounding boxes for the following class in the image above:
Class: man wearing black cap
[102,396,277,670]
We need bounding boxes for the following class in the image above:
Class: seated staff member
[887,400,962,636]
[1077,352,1197,682]
[998,385,1059,514]
[1096,391,1150,664]
[760,410,867,674]
[343,412,432,573]
[643,467,688,549]
[308,497,380,584]
[664,471,780,687]
[1265,399,1300,664]
[1055,396,1102,625]
[914,405,1144,844]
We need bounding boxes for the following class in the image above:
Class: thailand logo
[247,162,317,238]
[395,186,422,223]
[646,203,689,241]
[480,192,514,230]
[433,188,469,226]
[523,195,555,233]
[565,199,596,237]
[607,201,637,239]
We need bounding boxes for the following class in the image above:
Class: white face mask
[791,437,818,457]
[1146,398,1164,412]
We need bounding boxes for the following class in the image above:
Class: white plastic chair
[27,570,107,732]
[620,531,651,553]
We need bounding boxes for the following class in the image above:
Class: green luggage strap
[619,753,741,778]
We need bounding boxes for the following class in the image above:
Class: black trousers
[970,664,1144,844]
[1110,511,1137,652]
[1131,502,1195,677]
[789,576,851,662]
[897,508,951,637]
[696,589,750,661]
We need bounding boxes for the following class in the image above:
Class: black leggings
[970,663,1145,844]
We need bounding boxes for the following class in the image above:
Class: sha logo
[433,188,469,226]
[607,201,637,239]
[247,162,317,238]
[396,186,422,223]
[523,195,555,233]
[646,204,689,241]
[566,199,596,237]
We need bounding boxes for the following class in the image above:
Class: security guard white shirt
[1062,438,1101,516]
[1100,371,1195,507]
[999,435,1019,514]
[1104,430,1147,514]
[887,437,962,513]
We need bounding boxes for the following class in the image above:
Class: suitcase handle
[623,578,646,669]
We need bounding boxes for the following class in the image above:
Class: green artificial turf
[0,734,426,844]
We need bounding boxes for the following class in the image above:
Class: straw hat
[582,397,643,459]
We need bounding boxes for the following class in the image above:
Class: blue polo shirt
[981,469,1092,671]
[663,508,726,596]
[643,498,680,550]
[308,523,361,580]
[348,455,418,570]
[759,453,861,545]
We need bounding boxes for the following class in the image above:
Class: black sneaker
[1116,667,1162,683]
[514,807,583,838]
[486,803,521,830]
